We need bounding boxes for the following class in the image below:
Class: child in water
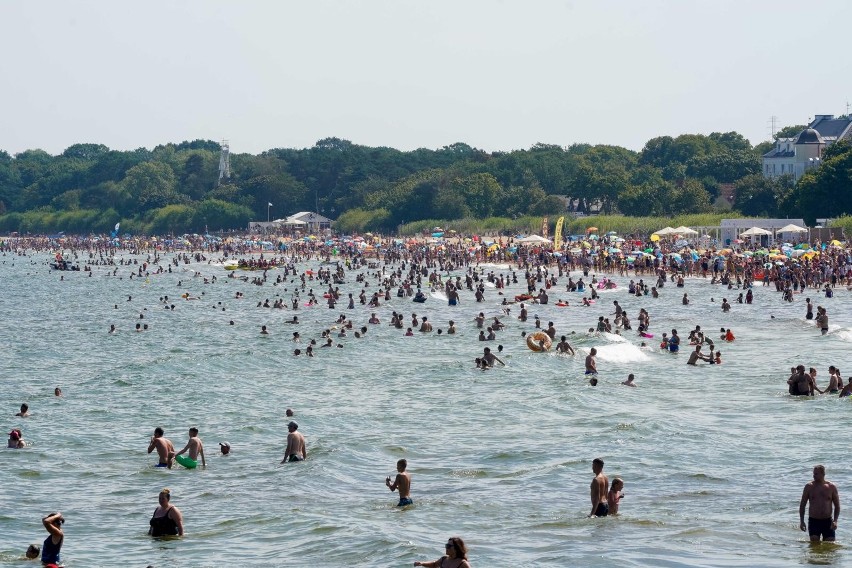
[608,477,624,514]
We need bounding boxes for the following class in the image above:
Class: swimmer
[482,347,504,367]
[7,428,25,448]
[608,477,624,514]
[147,427,175,468]
[260,325,269,335]
[585,348,598,374]
[799,464,839,542]
[174,426,206,469]
[219,441,231,455]
[589,457,609,517]
[15,403,30,417]
[281,421,306,462]
[25,544,40,559]
[386,458,413,506]
[556,336,575,355]
[54,387,62,397]
[622,374,636,387]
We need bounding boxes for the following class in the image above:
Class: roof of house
[796,128,823,144]
[763,116,852,158]
[810,115,852,139]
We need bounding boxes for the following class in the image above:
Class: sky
[2,0,851,157]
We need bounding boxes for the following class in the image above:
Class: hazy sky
[2,0,850,157]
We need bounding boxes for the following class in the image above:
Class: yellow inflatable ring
[526,331,552,352]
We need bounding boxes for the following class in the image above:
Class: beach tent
[777,223,808,234]
[673,226,698,235]
[518,234,552,244]
[740,227,772,237]
[653,227,675,236]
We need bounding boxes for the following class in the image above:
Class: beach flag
[111,222,120,238]
[554,216,564,249]
[268,202,273,207]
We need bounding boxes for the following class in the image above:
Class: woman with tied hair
[414,536,471,568]
[148,488,184,537]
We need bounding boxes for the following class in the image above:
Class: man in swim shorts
[386,458,413,506]
[175,426,206,469]
[800,464,839,542]
[282,421,307,463]
[589,457,609,517]
[147,427,175,468]
[585,348,598,374]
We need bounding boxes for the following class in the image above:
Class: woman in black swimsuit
[148,488,184,537]
[413,536,471,568]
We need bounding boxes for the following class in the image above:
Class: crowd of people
[5,229,851,563]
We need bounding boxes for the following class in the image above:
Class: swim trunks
[669,345,679,352]
[808,517,835,539]
[155,462,169,468]
[829,390,839,394]
[398,497,413,507]
[595,503,609,517]
[288,455,304,462]
[448,298,457,306]
[175,454,198,469]
[585,370,597,375]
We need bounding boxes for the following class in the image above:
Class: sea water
[1,252,851,567]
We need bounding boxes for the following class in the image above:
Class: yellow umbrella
[650,234,660,242]
[831,240,842,246]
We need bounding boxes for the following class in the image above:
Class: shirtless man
[175,427,206,469]
[419,317,433,332]
[589,457,609,517]
[482,347,505,367]
[800,464,840,542]
[281,421,307,462]
[386,458,413,506]
[148,427,176,468]
[556,336,575,356]
[585,348,598,375]
[687,344,704,365]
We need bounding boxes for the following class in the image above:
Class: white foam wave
[580,343,650,363]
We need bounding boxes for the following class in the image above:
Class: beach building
[762,115,852,181]
[720,218,807,246]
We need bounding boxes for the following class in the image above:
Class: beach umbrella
[673,226,698,235]
[740,227,772,237]
[586,227,599,233]
[650,234,660,242]
[831,239,843,246]
[653,227,675,236]
[777,223,808,234]
[606,231,618,235]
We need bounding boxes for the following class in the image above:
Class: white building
[762,114,852,181]
[720,218,806,246]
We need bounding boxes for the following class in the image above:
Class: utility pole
[768,116,779,139]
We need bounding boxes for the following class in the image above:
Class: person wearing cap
[8,428,24,448]
[281,421,306,463]
[219,442,231,455]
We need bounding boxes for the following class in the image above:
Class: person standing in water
[800,464,839,542]
[148,488,184,537]
[175,426,206,469]
[589,457,609,517]
[147,427,175,468]
[40,512,64,565]
[281,421,307,462]
[386,458,413,506]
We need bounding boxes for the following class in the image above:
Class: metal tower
[217,140,231,185]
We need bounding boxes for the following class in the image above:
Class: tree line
[0,129,848,234]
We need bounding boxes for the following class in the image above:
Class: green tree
[774,125,807,139]
[121,161,182,210]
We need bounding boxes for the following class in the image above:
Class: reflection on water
[1,252,850,566]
